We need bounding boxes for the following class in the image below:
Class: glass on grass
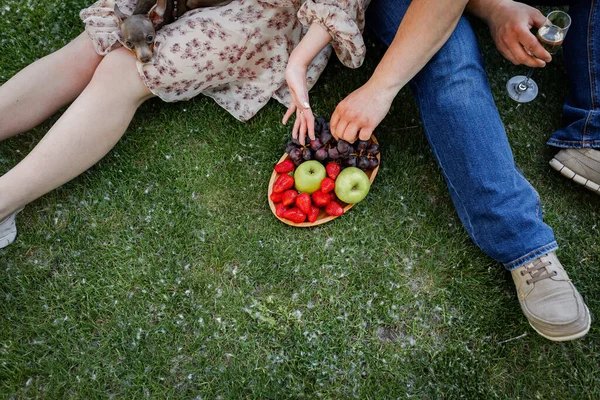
[506,10,571,103]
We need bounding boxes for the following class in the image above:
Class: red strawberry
[325,200,344,216]
[273,174,294,193]
[326,162,341,180]
[296,193,312,214]
[274,159,295,174]
[283,207,307,223]
[282,189,298,206]
[270,191,283,203]
[308,206,320,223]
[312,190,331,208]
[320,177,335,193]
[275,203,288,218]
[330,192,337,201]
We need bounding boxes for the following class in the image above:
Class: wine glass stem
[517,68,536,93]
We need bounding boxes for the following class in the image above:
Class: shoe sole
[0,231,17,249]
[0,208,23,249]
[550,158,600,195]
[529,305,591,342]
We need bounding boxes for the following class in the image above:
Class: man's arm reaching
[331,0,469,143]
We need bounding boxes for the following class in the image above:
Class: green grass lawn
[1,1,599,398]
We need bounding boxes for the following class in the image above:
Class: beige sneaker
[511,252,591,341]
[550,148,600,194]
[0,209,22,249]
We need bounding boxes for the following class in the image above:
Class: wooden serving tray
[267,136,380,227]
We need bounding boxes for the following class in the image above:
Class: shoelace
[520,257,558,285]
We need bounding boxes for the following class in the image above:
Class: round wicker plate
[267,136,380,227]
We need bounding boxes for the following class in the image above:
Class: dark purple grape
[337,140,351,155]
[345,155,357,167]
[302,148,313,161]
[320,131,334,145]
[310,138,323,151]
[338,150,350,160]
[357,156,370,171]
[328,147,340,160]
[368,157,379,169]
[315,147,328,161]
[285,141,298,154]
[367,143,380,156]
[289,148,303,165]
[356,140,368,152]
[314,117,326,135]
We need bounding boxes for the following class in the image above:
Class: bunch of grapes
[285,117,380,172]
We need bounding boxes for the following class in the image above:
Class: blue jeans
[366,0,558,270]
[544,0,600,148]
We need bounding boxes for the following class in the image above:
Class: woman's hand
[282,62,315,145]
[282,23,331,145]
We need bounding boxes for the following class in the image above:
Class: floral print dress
[80,0,370,122]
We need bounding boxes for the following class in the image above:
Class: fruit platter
[268,117,381,227]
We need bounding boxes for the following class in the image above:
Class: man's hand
[330,82,394,143]
[477,0,550,67]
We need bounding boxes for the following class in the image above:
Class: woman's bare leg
[0,32,102,140]
[0,48,154,220]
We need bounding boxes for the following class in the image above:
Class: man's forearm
[466,0,506,22]
[368,0,469,100]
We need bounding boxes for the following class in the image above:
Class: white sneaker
[0,208,23,249]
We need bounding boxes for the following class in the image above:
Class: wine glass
[506,10,571,103]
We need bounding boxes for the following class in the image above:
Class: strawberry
[283,207,307,223]
[308,206,320,223]
[325,200,344,216]
[273,174,294,193]
[282,189,298,206]
[312,190,331,208]
[296,193,312,214]
[320,177,335,193]
[274,159,295,174]
[275,203,288,218]
[326,162,341,180]
[270,191,283,203]
[330,192,337,201]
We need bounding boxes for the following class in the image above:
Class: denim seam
[584,0,597,142]
[546,138,600,148]
[504,241,558,271]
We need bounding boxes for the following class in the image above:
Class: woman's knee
[90,48,153,101]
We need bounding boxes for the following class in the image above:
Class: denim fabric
[544,0,600,148]
[365,0,557,270]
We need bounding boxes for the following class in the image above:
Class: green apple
[334,167,370,204]
[294,161,326,194]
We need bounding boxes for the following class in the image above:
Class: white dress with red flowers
[80,0,370,122]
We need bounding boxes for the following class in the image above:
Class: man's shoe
[0,209,22,249]
[511,252,591,341]
[550,148,600,195]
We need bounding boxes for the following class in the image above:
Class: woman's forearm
[288,23,332,68]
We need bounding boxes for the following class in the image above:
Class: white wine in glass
[506,10,571,103]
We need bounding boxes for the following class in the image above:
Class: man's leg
[366,0,590,340]
[544,1,600,193]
